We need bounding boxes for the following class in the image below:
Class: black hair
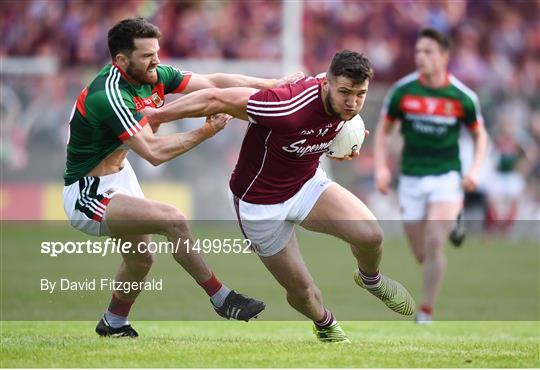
[327,50,374,85]
[418,27,452,51]
[107,17,161,59]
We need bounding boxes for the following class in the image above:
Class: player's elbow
[142,146,166,166]
[147,156,164,167]
[143,152,163,167]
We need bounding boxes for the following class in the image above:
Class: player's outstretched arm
[144,87,252,125]
[182,71,304,93]
[125,114,232,166]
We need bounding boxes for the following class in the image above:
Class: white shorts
[398,171,463,222]
[63,160,144,236]
[485,172,525,198]
[229,166,333,257]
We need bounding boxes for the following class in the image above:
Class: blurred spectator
[0,0,282,64]
[485,116,538,232]
[1,0,538,220]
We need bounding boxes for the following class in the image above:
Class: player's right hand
[274,71,305,87]
[141,107,161,133]
[375,166,392,194]
[203,113,232,137]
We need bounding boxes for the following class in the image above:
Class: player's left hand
[274,71,305,87]
[327,130,369,161]
[202,113,233,138]
[329,150,360,161]
[462,172,479,192]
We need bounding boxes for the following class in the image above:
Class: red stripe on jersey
[76,87,89,118]
[118,116,148,142]
[91,213,103,222]
[112,63,130,80]
[385,114,398,124]
[400,95,464,117]
[118,131,131,142]
[467,120,482,132]
[172,74,192,94]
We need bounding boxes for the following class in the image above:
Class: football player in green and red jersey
[63,17,301,337]
[374,28,488,323]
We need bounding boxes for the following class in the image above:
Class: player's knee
[160,206,188,238]
[424,233,445,251]
[354,221,384,249]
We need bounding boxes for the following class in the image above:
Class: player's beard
[325,90,351,121]
[324,90,340,118]
[126,63,158,85]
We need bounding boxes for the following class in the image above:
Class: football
[327,114,366,158]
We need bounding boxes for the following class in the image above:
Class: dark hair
[107,17,161,59]
[418,27,452,51]
[327,50,374,85]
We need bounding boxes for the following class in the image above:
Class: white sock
[210,285,231,307]
[104,311,129,328]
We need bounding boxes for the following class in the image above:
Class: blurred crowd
[0,0,282,63]
[1,0,539,221]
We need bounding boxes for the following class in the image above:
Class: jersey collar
[418,72,450,88]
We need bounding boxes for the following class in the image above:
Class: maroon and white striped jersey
[229,77,343,204]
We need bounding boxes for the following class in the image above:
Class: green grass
[1,223,539,367]
[1,222,538,321]
[1,321,538,367]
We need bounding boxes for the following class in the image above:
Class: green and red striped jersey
[64,63,191,185]
[381,72,483,176]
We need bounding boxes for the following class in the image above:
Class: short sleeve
[157,64,192,94]
[245,82,310,129]
[88,90,148,142]
[461,91,484,132]
[380,85,402,123]
[246,88,283,127]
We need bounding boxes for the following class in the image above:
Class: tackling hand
[273,71,305,87]
[202,113,232,138]
[141,107,160,133]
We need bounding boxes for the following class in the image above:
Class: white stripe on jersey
[105,68,133,137]
[241,129,272,200]
[247,84,318,106]
[246,94,319,117]
[246,88,318,112]
[449,75,484,124]
[112,68,142,130]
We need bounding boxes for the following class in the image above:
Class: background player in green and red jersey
[373,28,488,323]
[63,17,301,337]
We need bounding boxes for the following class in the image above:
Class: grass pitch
[1,321,538,367]
[1,223,539,367]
